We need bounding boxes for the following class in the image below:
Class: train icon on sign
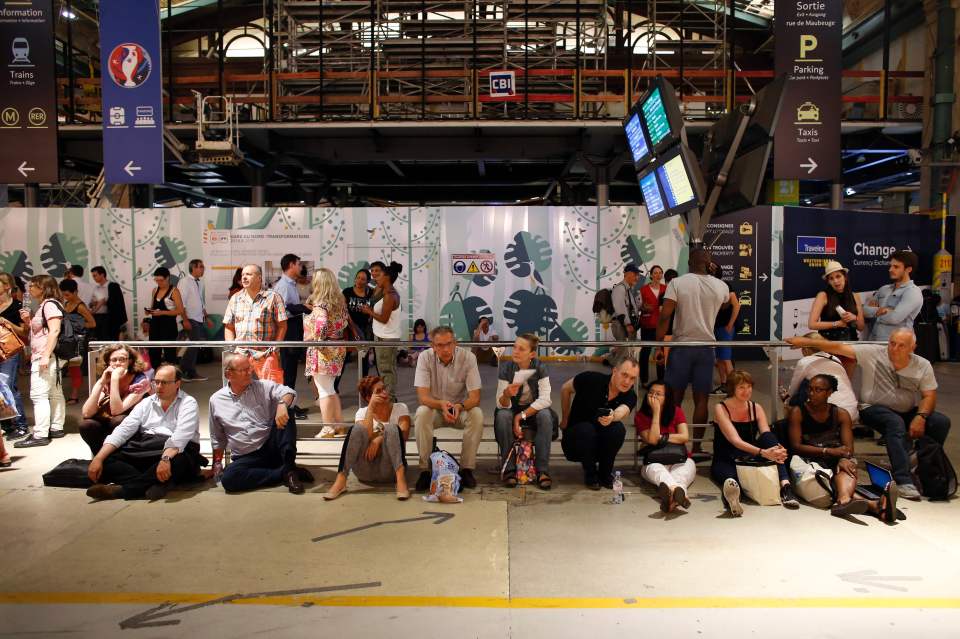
[10,37,31,66]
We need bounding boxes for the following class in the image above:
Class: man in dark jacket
[90,266,127,340]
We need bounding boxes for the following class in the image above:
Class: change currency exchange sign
[0,0,58,184]
[99,0,164,184]
[774,0,842,181]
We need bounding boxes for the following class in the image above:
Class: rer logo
[489,71,515,98]
[796,235,837,255]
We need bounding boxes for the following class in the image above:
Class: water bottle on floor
[612,471,624,504]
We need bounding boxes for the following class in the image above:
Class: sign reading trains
[0,0,58,184]
[773,0,842,181]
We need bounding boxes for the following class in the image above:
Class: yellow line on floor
[1,593,959,609]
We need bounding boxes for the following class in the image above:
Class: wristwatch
[520,412,527,422]
[160,455,172,463]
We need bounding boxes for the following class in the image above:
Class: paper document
[512,369,535,384]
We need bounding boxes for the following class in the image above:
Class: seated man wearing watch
[787,328,951,501]
[413,326,483,492]
[87,364,204,501]
[209,353,311,494]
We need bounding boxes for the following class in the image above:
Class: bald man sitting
[787,328,950,501]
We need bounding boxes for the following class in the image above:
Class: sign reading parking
[0,0,58,184]
[99,0,164,184]
[451,253,496,276]
[773,0,841,181]
[489,71,515,98]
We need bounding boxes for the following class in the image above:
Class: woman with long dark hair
[808,261,864,376]
[145,267,185,369]
[635,380,695,512]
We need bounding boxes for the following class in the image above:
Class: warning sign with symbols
[451,253,497,276]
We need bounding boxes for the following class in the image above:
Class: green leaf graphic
[504,232,552,277]
[621,235,656,268]
[0,251,33,278]
[439,294,493,341]
[549,318,589,355]
[155,237,188,269]
[40,233,88,278]
[338,261,371,290]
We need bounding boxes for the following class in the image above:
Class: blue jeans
[179,321,207,377]
[860,405,952,485]
[0,354,27,430]
[221,420,299,492]
[494,407,554,474]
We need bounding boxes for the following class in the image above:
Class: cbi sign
[489,71,516,98]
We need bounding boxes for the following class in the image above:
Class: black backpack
[914,435,957,500]
[40,300,86,361]
[592,288,614,315]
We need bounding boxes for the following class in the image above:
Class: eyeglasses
[228,367,252,375]
[108,356,129,363]
[153,379,178,386]
[647,391,666,398]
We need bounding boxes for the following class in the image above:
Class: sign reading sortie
[773,0,842,181]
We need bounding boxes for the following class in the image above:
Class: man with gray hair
[223,263,288,384]
[787,328,951,501]
[413,326,483,491]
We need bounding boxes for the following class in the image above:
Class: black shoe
[295,466,315,483]
[292,406,309,420]
[283,470,305,495]
[86,483,123,500]
[877,436,887,447]
[852,426,874,439]
[416,470,432,492]
[6,427,28,441]
[15,436,49,448]
[49,430,66,439]
[600,478,614,490]
[780,483,800,509]
[460,468,477,489]
[586,479,601,491]
[145,483,169,501]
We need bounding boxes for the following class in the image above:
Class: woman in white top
[323,375,411,501]
[782,331,859,422]
[361,261,402,401]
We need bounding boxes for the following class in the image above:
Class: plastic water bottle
[212,460,223,486]
[612,471,624,504]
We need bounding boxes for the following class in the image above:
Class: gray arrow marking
[838,570,922,593]
[119,581,382,629]
[313,511,454,543]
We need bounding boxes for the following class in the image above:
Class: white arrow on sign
[800,158,818,174]
[124,160,142,177]
[17,161,34,178]
[759,273,769,282]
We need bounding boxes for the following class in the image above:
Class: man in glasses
[86,364,203,501]
[787,328,951,501]
[208,353,311,494]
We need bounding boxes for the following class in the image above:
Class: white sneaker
[723,478,743,517]
[316,426,336,439]
[898,483,922,501]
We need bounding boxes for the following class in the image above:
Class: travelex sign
[796,235,836,255]
[99,0,164,184]
[0,0,58,183]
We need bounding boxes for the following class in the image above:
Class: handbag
[789,456,835,508]
[735,459,782,506]
[643,443,688,465]
[0,323,25,361]
[42,459,94,488]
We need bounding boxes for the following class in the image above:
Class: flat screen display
[656,153,696,209]
[641,86,672,148]
[638,169,665,218]
[624,111,651,166]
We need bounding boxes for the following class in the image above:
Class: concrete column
[831,183,843,209]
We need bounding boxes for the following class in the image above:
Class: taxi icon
[796,101,820,122]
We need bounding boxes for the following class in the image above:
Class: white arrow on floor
[124,160,142,177]
[17,161,34,178]
[800,158,818,174]
[838,570,922,593]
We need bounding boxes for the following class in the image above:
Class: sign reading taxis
[773,0,841,181]
[0,0,58,184]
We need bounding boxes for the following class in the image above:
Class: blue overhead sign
[99,0,164,184]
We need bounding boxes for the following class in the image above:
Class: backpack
[40,300,86,362]
[914,435,957,500]
[501,440,537,485]
[592,288,614,319]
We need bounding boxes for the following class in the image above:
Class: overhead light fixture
[845,187,856,196]
[61,8,77,19]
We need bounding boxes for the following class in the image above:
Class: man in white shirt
[656,248,730,439]
[177,259,211,382]
[86,364,203,501]
[90,265,128,340]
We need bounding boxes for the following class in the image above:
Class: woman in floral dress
[304,268,350,437]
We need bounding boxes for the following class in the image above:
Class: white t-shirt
[787,353,859,422]
[355,402,410,427]
[664,273,729,341]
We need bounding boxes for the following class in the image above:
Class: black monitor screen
[641,86,673,149]
[656,153,696,209]
[624,110,651,167]
[638,169,665,218]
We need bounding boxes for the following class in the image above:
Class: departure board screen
[638,170,665,218]
[656,154,696,209]
[625,111,651,165]
[641,87,672,148]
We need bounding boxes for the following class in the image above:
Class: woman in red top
[635,380,696,513]
[638,265,666,385]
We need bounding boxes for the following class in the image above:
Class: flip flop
[830,500,870,517]
[538,473,552,491]
[880,482,898,524]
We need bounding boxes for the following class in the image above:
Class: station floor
[1,354,959,637]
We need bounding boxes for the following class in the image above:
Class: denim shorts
[665,346,715,394]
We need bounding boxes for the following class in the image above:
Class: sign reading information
[774,0,841,181]
[99,0,164,184]
[0,0,58,184]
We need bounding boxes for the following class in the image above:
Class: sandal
[0,456,11,468]
[830,499,870,517]
[879,482,898,524]
[538,473,552,490]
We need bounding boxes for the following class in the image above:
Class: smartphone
[595,407,613,419]
[446,404,457,415]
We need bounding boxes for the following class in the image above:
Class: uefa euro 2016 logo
[108,43,152,88]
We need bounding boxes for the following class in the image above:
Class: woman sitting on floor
[323,375,410,501]
[79,344,151,455]
[787,373,897,522]
[635,380,694,513]
[711,370,799,516]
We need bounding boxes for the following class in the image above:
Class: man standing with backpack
[609,265,642,361]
